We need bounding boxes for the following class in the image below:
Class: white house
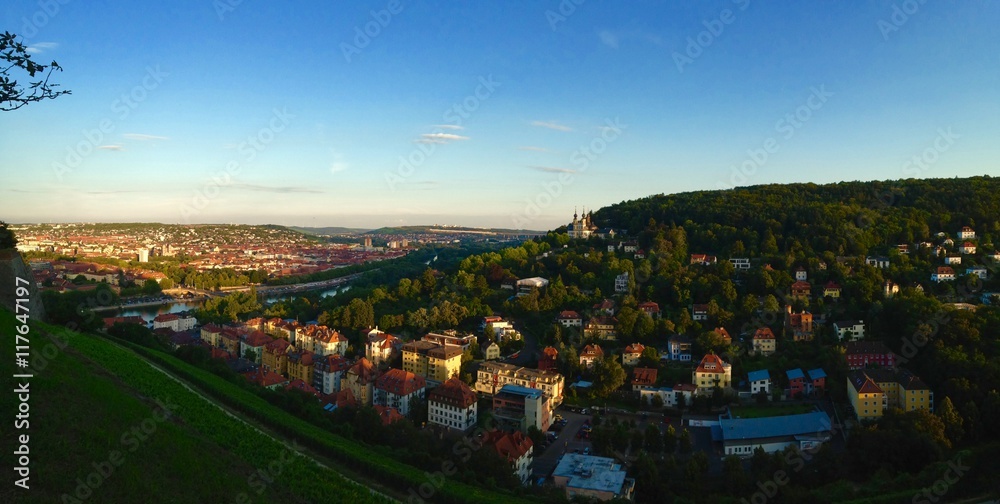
[932,266,956,282]
[960,242,977,255]
[729,258,751,270]
[945,255,962,265]
[152,313,197,332]
[794,267,807,281]
[748,369,771,395]
[614,272,630,293]
[966,266,987,280]
[428,377,478,432]
[866,256,890,269]
[373,368,426,416]
[958,226,976,240]
[833,320,865,342]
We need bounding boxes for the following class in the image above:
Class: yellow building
[847,369,933,422]
[346,357,379,406]
[692,353,732,393]
[402,341,463,384]
[286,349,315,384]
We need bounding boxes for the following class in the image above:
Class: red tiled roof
[557,310,581,319]
[153,313,180,322]
[483,430,532,463]
[243,330,273,347]
[373,405,405,426]
[632,367,657,386]
[376,368,426,396]
[581,344,604,359]
[695,353,729,375]
[429,377,477,408]
[753,327,775,340]
[285,379,319,397]
[624,343,645,355]
[348,357,379,384]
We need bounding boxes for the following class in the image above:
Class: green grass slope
[1,308,390,504]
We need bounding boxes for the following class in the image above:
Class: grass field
[729,402,817,419]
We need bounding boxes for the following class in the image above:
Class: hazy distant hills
[288,226,371,236]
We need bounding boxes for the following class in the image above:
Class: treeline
[596,176,1000,258]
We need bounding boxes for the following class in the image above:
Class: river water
[110,285,351,321]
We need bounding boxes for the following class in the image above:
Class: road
[532,408,593,478]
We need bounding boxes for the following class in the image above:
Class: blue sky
[2,1,998,230]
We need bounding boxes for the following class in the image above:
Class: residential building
[729,257,751,270]
[492,384,552,432]
[944,255,962,265]
[631,367,657,393]
[622,343,644,367]
[748,369,770,395]
[152,313,196,332]
[402,340,463,385]
[958,226,976,240]
[240,331,273,364]
[982,292,1000,305]
[516,277,549,296]
[285,379,319,398]
[313,354,351,395]
[262,338,291,375]
[785,307,813,341]
[715,412,832,456]
[638,384,696,408]
[244,368,288,390]
[555,310,583,328]
[428,377,478,432]
[845,341,897,370]
[552,453,635,502]
[200,323,222,347]
[787,369,806,397]
[790,280,811,299]
[592,298,616,315]
[866,256,890,269]
[847,368,933,421]
[345,357,379,406]
[691,304,709,321]
[297,325,348,357]
[794,267,807,281]
[583,316,617,340]
[374,368,426,416]
[960,242,977,255]
[614,272,629,293]
[538,346,558,371]
[219,328,242,355]
[622,241,639,253]
[475,361,565,406]
[365,328,401,367]
[823,281,842,298]
[690,254,717,265]
[714,327,732,345]
[751,327,777,356]
[884,280,900,298]
[833,320,865,342]
[483,430,534,485]
[806,368,827,395]
[692,353,732,392]
[483,341,501,361]
[286,349,315,385]
[667,334,693,361]
[932,266,956,282]
[422,330,477,351]
[637,301,660,318]
[967,266,987,280]
[373,405,405,426]
[579,344,604,369]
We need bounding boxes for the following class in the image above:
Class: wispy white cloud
[415,138,448,145]
[26,42,58,54]
[97,145,124,151]
[528,166,578,174]
[231,183,324,194]
[598,30,619,49]
[432,124,464,130]
[530,120,573,132]
[123,133,169,141]
[420,132,469,142]
[330,148,348,174]
[518,146,551,153]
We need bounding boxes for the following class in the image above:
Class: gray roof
[552,453,628,494]
[718,411,831,443]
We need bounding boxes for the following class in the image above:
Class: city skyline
[2,1,999,230]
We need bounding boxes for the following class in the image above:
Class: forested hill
[594,176,1000,257]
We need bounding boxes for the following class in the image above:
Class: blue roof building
[713,411,832,456]
[552,453,635,501]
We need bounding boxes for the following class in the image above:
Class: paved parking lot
[532,409,593,478]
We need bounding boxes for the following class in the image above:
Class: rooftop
[552,453,629,495]
[716,411,831,442]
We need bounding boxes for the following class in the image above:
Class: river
[109,285,352,321]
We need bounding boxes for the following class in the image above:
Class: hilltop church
[567,208,598,239]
